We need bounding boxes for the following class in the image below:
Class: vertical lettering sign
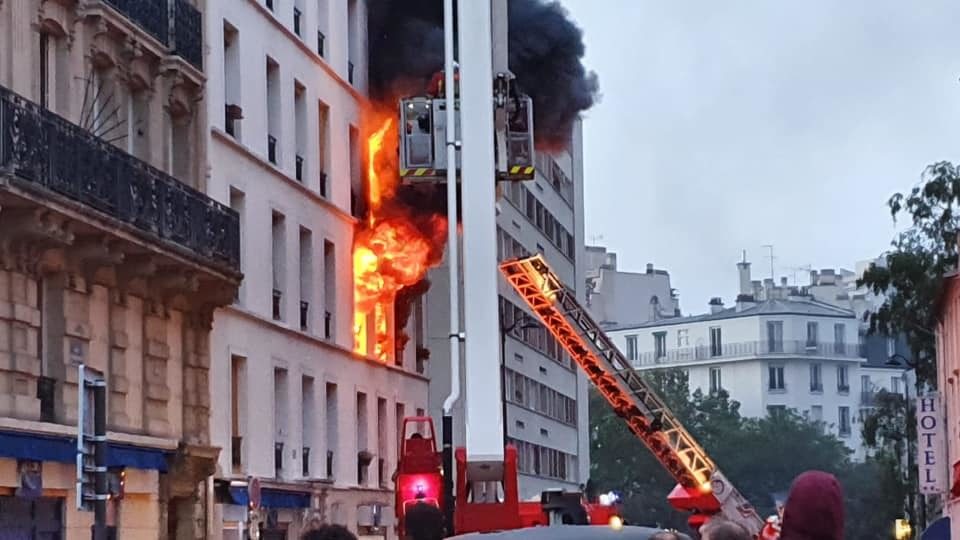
[917,393,946,494]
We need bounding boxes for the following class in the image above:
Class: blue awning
[922,517,951,540]
[0,430,171,472]
[225,486,310,509]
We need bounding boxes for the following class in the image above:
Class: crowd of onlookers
[297,469,844,540]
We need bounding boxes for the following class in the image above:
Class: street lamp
[886,353,926,532]
[500,312,540,448]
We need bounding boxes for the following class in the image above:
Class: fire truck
[391,0,768,538]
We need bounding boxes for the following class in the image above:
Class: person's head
[300,524,356,540]
[780,470,844,540]
[404,502,445,540]
[699,519,751,540]
[650,531,683,540]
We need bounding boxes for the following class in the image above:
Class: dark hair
[700,519,751,540]
[300,524,357,540]
[404,503,445,540]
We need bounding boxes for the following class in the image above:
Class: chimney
[809,270,818,285]
[646,263,654,274]
[736,253,752,296]
[780,277,788,287]
[752,280,763,301]
[735,293,756,312]
[763,278,774,298]
[709,297,724,314]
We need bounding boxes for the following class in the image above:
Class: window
[766,321,783,353]
[887,337,896,357]
[837,366,849,392]
[377,398,387,487]
[677,329,689,347]
[709,327,722,357]
[223,21,242,139]
[891,376,902,394]
[302,376,314,477]
[294,81,307,181]
[347,0,358,85]
[266,57,281,164]
[625,335,638,361]
[861,374,871,394]
[325,383,338,478]
[299,227,313,331]
[231,355,246,471]
[274,368,288,477]
[271,212,286,321]
[767,405,786,417]
[323,240,335,339]
[293,0,304,37]
[809,363,822,392]
[709,368,722,394]
[806,322,819,348]
[316,0,328,57]
[810,405,823,423]
[768,365,785,391]
[356,392,368,485]
[838,406,851,436]
[318,100,330,196]
[229,187,246,303]
[653,332,667,359]
[349,125,361,217]
[834,323,846,354]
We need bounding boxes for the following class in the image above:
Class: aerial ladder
[500,254,766,535]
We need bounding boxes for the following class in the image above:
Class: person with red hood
[779,470,845,540]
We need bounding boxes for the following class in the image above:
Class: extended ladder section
[500,255,764,533]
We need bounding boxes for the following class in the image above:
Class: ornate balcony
[0,85,240,278]
[89,0,203,70]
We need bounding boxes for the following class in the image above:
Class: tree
[858,161,960,387]
[590,369,899,538]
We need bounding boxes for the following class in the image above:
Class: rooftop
[607,296,856,331]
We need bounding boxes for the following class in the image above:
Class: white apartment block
[608,259,872,456]
[426,121,590,500]
[204,1,427,538]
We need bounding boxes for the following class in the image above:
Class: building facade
[584,245,679,328]
[425,121,590,500]
[203,0,427,538]
[0,0,240,537]
[607,259,871,456]
[936,269,960,538]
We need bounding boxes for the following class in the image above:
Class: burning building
[204,1,430,539]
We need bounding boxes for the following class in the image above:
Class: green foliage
[590,369,905,538]
[858,161,960,387]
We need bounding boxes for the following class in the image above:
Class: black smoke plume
[368,0,599,150]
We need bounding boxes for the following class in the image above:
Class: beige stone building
[0,0,239,537]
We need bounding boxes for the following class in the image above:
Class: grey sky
[561,0,960,312]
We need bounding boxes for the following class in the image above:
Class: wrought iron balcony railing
[102,0,203,69]
[633,339,863,367]
[0,86,240,271]
[104,0,168,43]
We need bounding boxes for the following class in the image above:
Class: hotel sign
[917,393,947,494]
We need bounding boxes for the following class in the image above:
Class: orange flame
[353,108,446,362]
[366,118,393,224]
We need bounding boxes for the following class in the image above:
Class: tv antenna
[761,245,776,281]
